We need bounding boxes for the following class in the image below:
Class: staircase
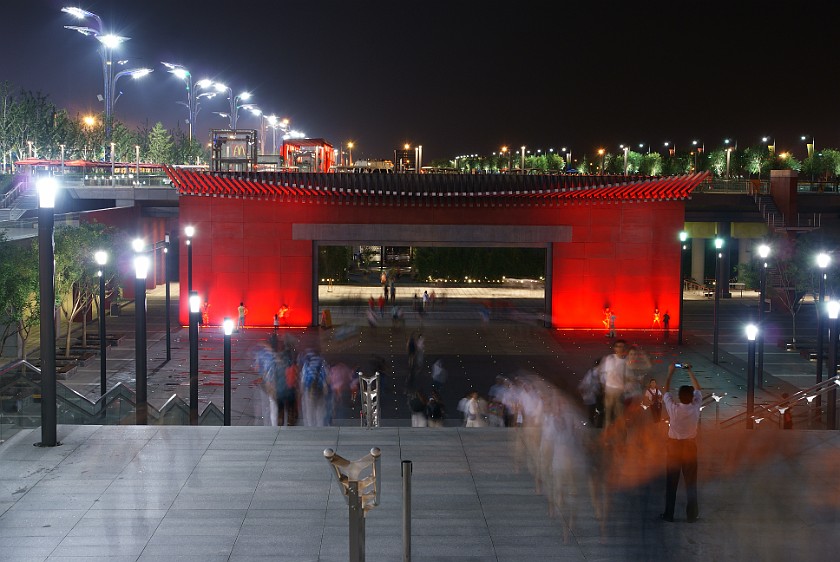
[754,193,785,232]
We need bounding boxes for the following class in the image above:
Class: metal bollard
[402,460,412,562]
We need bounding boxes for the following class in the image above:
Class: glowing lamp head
[758,244,770,259]
[714,238,724,250]
[132,238,145,253]
[134,255,150,279]
[184,225,195,239]
[94,250,107,266]
[189,291,201,314]
[817,252,830,269]
[97,34,127,49]
[827,300,840,320]
[238,91,251,100]
[679,231,688,242]
[223,317,234,336]
[36,177,59,208]
[745,324,758,341]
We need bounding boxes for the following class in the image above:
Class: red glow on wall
[177,194,687,330]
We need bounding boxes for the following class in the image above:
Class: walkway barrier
[360,371,380,428]
[324,447,382,562]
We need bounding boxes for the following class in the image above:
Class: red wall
[179,196,685,329]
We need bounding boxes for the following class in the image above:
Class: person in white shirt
[599,340,629,428]
[661,362,702,523]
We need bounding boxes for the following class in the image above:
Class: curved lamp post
[746,323,758,429]
[827,300,840,430]
[713,237,724,364]
[133,239,149,425]
[94,250,108,396]
[223,317,234,426]
[678,231,688,345]
[189,291,201,425]
[36,177,59,447]
[757,244,770,389]
[184,225,195,292]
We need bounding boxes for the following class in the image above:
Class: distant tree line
[0,81,205,171]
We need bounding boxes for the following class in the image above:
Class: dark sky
[4,1,840,162]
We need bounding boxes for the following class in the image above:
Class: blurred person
[661,362,702,523]
[255,342,280,426]
[464,391,485,427]
[408,389,428,427]
[599,339,629,428]
[426,390,445,427]
[300,349,331,426]
[431,359,448,394]
[578,358,603,427]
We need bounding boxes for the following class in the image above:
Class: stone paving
[2,282,839,560]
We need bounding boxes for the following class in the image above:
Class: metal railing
[1,358,225,444]
[718,374,840,429]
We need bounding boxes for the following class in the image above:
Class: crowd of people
[254,333,360,427]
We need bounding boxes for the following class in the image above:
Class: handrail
[0,359,41,377]
[719,374,840,428]
[0,181,26,208]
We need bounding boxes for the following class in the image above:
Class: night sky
[4,1,840,163]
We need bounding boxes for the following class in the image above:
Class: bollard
[402,460,412,562]
[349,480,365,562]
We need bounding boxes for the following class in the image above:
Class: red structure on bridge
[164,168,709,329]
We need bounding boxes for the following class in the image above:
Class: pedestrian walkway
[2,283,839,560]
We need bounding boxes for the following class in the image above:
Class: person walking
[599,339,629,428]
[661,362,702,523]
[643,378,664,423]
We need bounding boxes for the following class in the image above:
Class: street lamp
[678,231,689,345]
[827,300,840,430]
[347,141,354,167]
[94,250,108,396]
[816,252,831,407]
[189,291,201,425]
[757,244,771,390]
[520,145,526,171]
[597,148,605,173]
[133,238,149,425]
[36,177,59,447]
[62,7,153,153]
[212,83,253,129]
[164,233,171,361]
[162,62,197,141]
[184,225,195,292]
[746,323,758,429]
[223,317,234,426]
[692,140,704,172]
[713,237,724,364]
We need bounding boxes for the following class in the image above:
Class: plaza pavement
[1,282,838,560]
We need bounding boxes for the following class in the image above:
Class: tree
[53,223,118,357]
[146,122,173,164]
[639,153,662,176]
[0,235,39,358]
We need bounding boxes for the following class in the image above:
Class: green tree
[639,153,662,176]
[53,223,119,357]
[0,235,39,358]
[146,122,173,164]
[319,246,352,282]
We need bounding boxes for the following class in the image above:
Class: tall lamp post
[162,62,196,141]
[827,300,840,430]
[184,225,195,292]
[133,239,149,425]
[756,244,771,389]
[678,231,689,345]
[223,317,234,426]
[95,250,108,396]
[189,291,201,425]
[347,141,354,167]
[713,237,724,364]
[816,252,831,412]
[746,323,758,429]
[36,177,59,447]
